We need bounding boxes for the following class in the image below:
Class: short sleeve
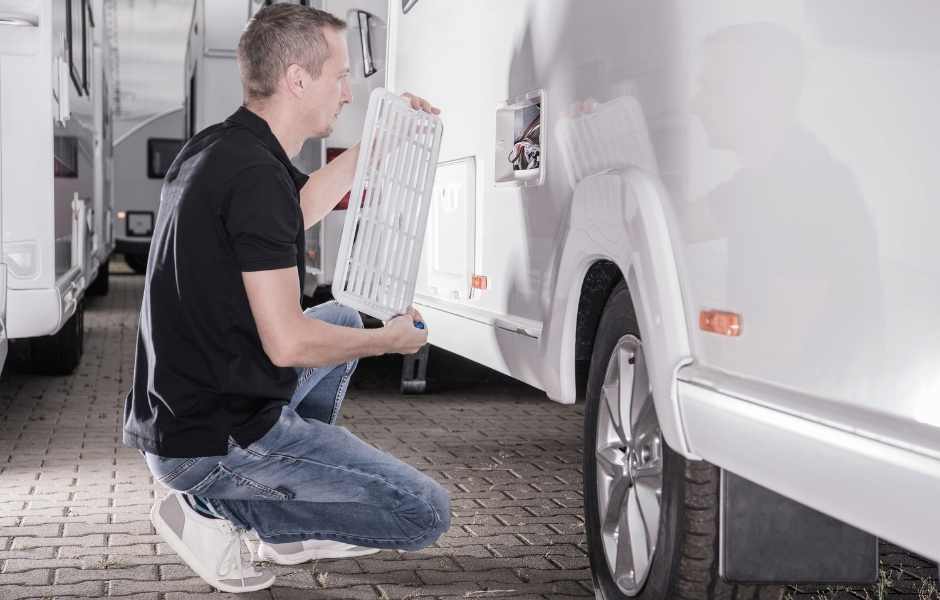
[224,166,300,272]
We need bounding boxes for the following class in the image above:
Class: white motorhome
[184,0,386,298]
[0,0,114,375]
[113,108,183,273]
[389,1,940,597]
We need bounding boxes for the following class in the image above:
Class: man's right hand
[382,311,428,355]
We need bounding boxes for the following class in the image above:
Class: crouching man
[122,4,448,593]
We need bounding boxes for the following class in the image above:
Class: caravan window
[65,0,90,94]
[147,138,184,179]
[54,136,79,178]
[355,11,378,78]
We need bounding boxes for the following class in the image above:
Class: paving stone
[418,567,523,585]
[1,558,83,573]
[53,563,157,584]
[356,556,456,573]
[57,543,155,559]
[0,580,104,600]
[108,576,214,595]
[0,546,55,560]
[271,586,376,600]
[0,568,51,585]
[0,523,62,538]
[11,534,105,549]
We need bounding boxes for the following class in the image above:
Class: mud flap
[720,470,878,584]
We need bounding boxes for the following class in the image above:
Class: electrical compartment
[495,90,544,186]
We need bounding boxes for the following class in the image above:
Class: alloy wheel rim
[595,335,664,596]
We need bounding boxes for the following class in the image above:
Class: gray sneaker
[151,492,275,593]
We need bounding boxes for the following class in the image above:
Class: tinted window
[147,138,184,179]
[54,136,79,178]
[66,0,84,94]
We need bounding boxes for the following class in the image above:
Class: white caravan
[0,0,114,375]
[389,1,940,597]
[184,0,386,297]
[113,108,183,273]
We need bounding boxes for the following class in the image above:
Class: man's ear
[284,64,307,98]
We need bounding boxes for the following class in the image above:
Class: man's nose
[341,80,353,104]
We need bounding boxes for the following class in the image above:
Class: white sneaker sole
[258,544,382,565]
[150,498,275,593]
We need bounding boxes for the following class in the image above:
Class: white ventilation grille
[332,89,444,321]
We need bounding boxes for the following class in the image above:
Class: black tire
[87,261,110,296]
[9,300,85,375]
[124,253,148,274]
[583,281,780,600]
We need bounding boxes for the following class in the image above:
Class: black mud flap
[720,470,878,585]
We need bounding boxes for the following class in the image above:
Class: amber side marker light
[700,310,742,337]
[471,275,488,290]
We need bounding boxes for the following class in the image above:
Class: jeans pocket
[187,463,292,501]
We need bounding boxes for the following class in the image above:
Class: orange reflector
[471,275,488,290]
[699,310,742,337]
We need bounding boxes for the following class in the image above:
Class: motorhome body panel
[390,0,940,556]
[113,108,184,255]
[0,0,112,342]
[0,0,56,291]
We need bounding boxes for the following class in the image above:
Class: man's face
[301,28,352,138]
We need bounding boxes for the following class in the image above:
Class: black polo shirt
[123,107,308,458]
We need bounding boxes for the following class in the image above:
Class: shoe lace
[216,522,257,585]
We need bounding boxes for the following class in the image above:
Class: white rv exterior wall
[0,0,113,342]
[389,0,940,562]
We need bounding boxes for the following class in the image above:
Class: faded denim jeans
[144,302,450,550]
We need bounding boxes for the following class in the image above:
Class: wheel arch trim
[541,167,697,457]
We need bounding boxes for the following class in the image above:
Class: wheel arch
[540,167,696,457]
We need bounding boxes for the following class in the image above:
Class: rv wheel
[124,253,148,274]
[10,300,85,375]
[583,282,779,600]
[87,262,110,296]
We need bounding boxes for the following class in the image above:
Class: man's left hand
[401,92,441,115]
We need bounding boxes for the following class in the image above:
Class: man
[123,5,448,593]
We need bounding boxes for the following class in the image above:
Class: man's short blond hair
[237,4,346,101]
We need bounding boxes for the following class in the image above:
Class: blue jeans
[144,302,450,550]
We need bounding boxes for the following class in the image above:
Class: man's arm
[299,144,359,230]
[242,266,426,368]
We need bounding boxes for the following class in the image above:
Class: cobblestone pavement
[0,269,936,600]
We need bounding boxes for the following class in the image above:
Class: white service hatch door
[418,157,476,302]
